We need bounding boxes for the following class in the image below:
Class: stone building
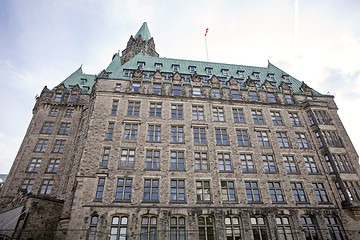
[1,22,359,240]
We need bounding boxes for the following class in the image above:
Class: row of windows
[100,147,331,175]
[89,213,345,240]
[112,100,306,127]
[34,139,66,153]
[26,158,60,173]
[48,108,74,117]
[40,122,71,135]
[93,177,336,204]
[125,80,299,103]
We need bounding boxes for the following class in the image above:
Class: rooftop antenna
[205,28,209,62]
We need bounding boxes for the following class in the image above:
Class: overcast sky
[1,0,359,173]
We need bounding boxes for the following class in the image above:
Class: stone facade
[1,23,360,240]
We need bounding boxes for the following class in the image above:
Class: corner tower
[120,22,159,64]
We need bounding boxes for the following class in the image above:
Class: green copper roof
[105,53,321,95]
[134,22,152,42]
[55,66,96,94]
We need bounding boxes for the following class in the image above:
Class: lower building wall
[66,206,360,240]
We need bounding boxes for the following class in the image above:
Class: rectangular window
[54,93,62,101]
[215,128,229,145]
[127,101,140,116]
[231,90,240,100]
[115,83,121,92]
[124,123,138,140]
[173,65,179,72]
[49,108,59,116]
[155,63,162,70]
[173,85,181,96]
[316,132,324,148]
[233,108,245,123]
[171,126,184,143]
[236,129,250,146]
[193,127,206,144]
[276,132,291,148]
[270,111,283,125]
[313,110,332,125]
[138,62,144,69]
[240,154,255,173]
[120,149,135,168]
[34,139,48,152]
[171,104,183,119]
[291,182,308,202]
[343,181,360,201]
[238,71,245,78]
[153,84,162,95]
[41,122,54,134]
[198,216,214,240]
[283,156,299,174]
[268,182,285,202]
[53,140,65,153]
[27,158,41,172]
[107,123,114,140]
[196,180,211,202]
[101,148,110,168]
[218,152,232,172]
[223,216,241,240]
[171,151,184,170]
[330,154,353,173]
[195,152,208,171]
[170,180,185,201]
[222,69,229,76]
[249,91,258,101]
[285,95,293,104]
[143,179,159,201]
[221,181,236,201]
[304,156,319,174]
[146,150,160,169]
[115,178,132,200]
[206,68,213,75]
[65,108,74,117]
[313,183,329,203]
[69,95,77,103]
[262,155,277,173]
[213,107,225,121]
[111,100,119,115]
[47,159,60,173]
[296,133,310,149]
[245,181,261,202]
[212,89,221,98]
[192,105,204,120]
[132,82,140,93]
[170,216,186,240]
[257,131,270,147]
[253,72,260,79]
[141,216,157,240]
[323,131,343,147]
[95,178,105,200]
[189,66,196,73]
[148,125,161,142]
[252,110,264,124]
[193,87,201,97]
[21,179,34,193]
[267,93,276,103]
[149,103,162,117]
[289,112,301,126]
[39,179,54,195]
[251,216,268,239]
[58,123,70,135]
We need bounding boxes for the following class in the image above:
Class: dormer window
[218,77,226,83]
[222,69,229,76]
[155,63,162,71]
[144,72,151,79]
[182,75,190,82]
[123,70,130,77]
[54,93,62,102]
[162,73,172,80]
[201,76,209,82]
[82,86,89,92]
[137,62,145,70]
[189,66,196,74]
[253,72,260,80]
[238,71,245,78]
[283,75,290,82]
[268,74,275,81]
[206,68,213,75]
[173,65,179,72]
[80,79,87,84]
[68,85,74,89]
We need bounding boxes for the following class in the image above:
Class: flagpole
[205,36,209,62]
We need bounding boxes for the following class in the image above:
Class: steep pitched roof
[134,22,152,42]
[54,66,96,94]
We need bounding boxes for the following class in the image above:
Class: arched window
[140,216,157,240]
[251,215,268,240]
[198,216,214,240]
[276,216,294,240]
[300,215,320,240]
[224,216,241,240]
[110,216,128,240]
[89,215,98,238]
[170,216,186,240]
[324,216,344,240]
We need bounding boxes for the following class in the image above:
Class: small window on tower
[268,74,275,81]
[189,66,196,74]
[253,72,260,80]
[123,70,130,77]
[222,69,229,76]
[206,68,213,75]
[155,63,162,71]
[173,65,179,72]
[138,62,145,70]
[238,71,245,78]
[283,75,290,82]
[80,79,87,84]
